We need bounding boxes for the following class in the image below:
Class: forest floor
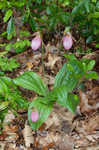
[0,28,99,150]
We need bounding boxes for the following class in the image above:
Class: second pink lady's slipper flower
[31,32,42,51]
[31,111,39,122]
[63,33,73,50]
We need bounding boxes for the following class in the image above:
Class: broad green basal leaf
[56,86,68,107]
[28,97,53,130]
[13,71,48,96]
[57,87,80,113]
[54,60,83,92]
[0,76,15,88]
[0,78,9,96]
[66,93,80,113]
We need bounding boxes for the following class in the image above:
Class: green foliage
[85,71,98,79]
[0,0,99,50]
[13,71,49,96]
[71,0,99,42]
[5,39,30,53]
[0,0,99,131]
[13,39,30,53]
[12,54,98,130]
[0,54,98,130]
[3,9,13,23]
[7,17,16,39]
[28,97,53,130]
[0,57,19,71]
[0,76,28,129]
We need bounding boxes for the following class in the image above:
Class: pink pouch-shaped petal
[31,36,42,51]
[63,34,73,50]
[31,111,39,122]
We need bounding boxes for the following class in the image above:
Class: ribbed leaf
[56,87,80,113]
[0,78,9,95]
[66,93,80,113]
[3,9,12,22]
[0,101,9,111]
[57,86,68,106]
[13,71,48,96]
[87,60,95,71]
[72,0,90,15]
[7,17,14,36]
[54,60,83,92]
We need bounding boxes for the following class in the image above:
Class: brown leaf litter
[1,50,99,150]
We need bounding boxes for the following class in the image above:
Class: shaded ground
[0,47,99,150]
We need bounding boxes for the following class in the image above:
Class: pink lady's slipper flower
[31,32,42,51]
[63,33,73,50]
[31,111,39,122]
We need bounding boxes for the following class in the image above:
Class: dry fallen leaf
[45,53,61,69]
[45,43,59,54]
[26,62,33,70]
[0,142,5,150]
[23,121,34,147]
[41,142,55,150]
[45,111,60,130]
[37,131,60,147]
[57,135,74,150]
[83,114,99,134]
[80,91,99,114]
[3,111,15,125]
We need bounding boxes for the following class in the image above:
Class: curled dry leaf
[3,111,15,125]
[41,142,55,150]
[23,121,34,147]
[45,44,59,54]
[45,111,60,130]
[80,91,99,114]
[45,53,61,69]
[57,135,74,150]
[88,87,99,100]
[0,142,5,150]
[37,131,60,147]
[83,114,99,134]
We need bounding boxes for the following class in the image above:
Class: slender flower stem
[41,42,45,77]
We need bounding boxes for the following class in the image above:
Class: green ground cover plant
[0,0,99,131]
[11,54,99,130]
[0,0,99,46]
[0,57,19,71]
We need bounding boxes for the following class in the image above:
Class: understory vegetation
[0,0,99,131]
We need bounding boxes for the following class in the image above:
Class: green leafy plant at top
[0,57,19,71]
[13,54,98,130]
[71,0,99,43]
[1,0,99,52]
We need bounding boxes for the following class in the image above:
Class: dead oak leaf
[41,142,55,150]
[83,114,99,134]
[45,53,61,69]
[23,121,34,147]
[80,91,99,114]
